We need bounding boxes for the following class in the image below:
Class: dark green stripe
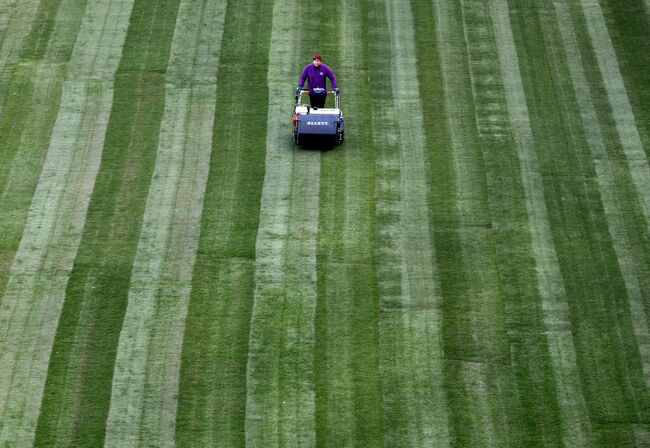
[21,0,62,61]
[174,0,273,445]
[33,1,181,446]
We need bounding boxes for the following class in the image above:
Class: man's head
[312,54,322,67]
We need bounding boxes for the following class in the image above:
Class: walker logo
[307,121,328,126]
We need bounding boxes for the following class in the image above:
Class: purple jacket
[298,63,337,94]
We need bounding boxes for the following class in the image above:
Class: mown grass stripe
[369,0,448,446]
[22,0,86,63]
[554,0,650,396]
[0,0,86,307]
[436,1,519,445]
[104,1,226,446]
[65,0,133,81]
[0,0,134,444]
[244,0,320,446]
[174,0,272,443]
[598,0,650,161]
[313,0,384,447]
[104,86,214,448]
[32,1,180,445]
[459,1,571,444]
[579,0,650,235]
[0,80,115,447]
[509,0,649,431]
[19,0,61,61]
[0,62,65,302]
[0,0,41,116]
[310,7,354,440]
[489,1,593,445]
[0,0,17,33]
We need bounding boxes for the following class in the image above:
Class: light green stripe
[489,1,593,445]
[65,0,132,80]
[0,0,134,445]
[104,1,227,446]
[554,0,650,392]
[245,0,320,445]
[0,0,18,35]
[579,0,650,235]
[0,0,41,115]
[635,425,650,446]
[375,0,449,446]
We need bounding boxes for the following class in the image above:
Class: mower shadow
[294,143,338,153]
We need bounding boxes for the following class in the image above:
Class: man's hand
[333,87,340,94]
[296,87,302,95]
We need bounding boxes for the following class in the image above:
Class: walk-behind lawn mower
[293,89,344,147]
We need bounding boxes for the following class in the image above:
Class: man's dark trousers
[309,93,326,108]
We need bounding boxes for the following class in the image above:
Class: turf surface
[1,0,650,446]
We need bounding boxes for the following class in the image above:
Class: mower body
[293,91,344,147]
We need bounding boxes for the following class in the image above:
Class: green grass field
[1,0,650,446]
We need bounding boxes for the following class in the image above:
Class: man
[296,54,339,108]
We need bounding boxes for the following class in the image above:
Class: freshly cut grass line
[105,2,226,446]
[0,79,115,447]
[489,1,593,445]
[579,0,650,236]
[0,0,40,115]
[245,0,320,446]
[554,0,650,392]
[314,1,383,446]
[371,0,449,446]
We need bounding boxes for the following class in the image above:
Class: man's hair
[312,53,322,61]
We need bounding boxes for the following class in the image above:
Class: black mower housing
[293,90,344,147]
[295,113,341,146]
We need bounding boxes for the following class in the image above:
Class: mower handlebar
[298,89,339,95]
[295,89,341,109]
